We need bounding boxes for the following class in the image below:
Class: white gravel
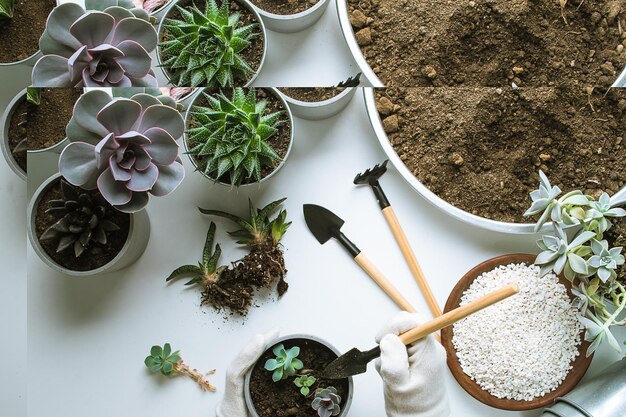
[452,262,582,401]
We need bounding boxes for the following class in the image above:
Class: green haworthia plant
[145,343,216,391]
[312,387,342,417]
[41,180,121,258]
[264,344,303,382]
[294,375,316,396]
[187,88,285,186]
[525,171,626,356]
[26,87,41,106]
[159,0,259,87]
[0,0,14,19]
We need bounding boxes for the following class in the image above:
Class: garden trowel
[320,283,519,380]
[303,204,416,313]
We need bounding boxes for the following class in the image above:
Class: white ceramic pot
[0,88,27,181]
[249,0,329,33]
[279,87,356,120]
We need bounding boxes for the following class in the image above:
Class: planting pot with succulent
[0,87,28,180]
[0,0,56,66]
[525,171,626,356]
[157,0,266,87]
[244,335,353,417]
[184,87,293,187]
[248,0,329,33]
[167,198,291,316]
[31,2,158,87]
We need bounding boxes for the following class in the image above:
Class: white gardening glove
[216,329,280,417]
[375,312,450,417]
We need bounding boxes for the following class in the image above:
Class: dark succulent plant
[186,88,285,186]
[159,0,259,87]
[32,2,158,87]
[312,387,342,417]
[0,0,13,20]
[336,72,362,88]
[40,179,120,257]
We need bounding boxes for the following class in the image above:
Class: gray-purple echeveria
[32,2,157,87]
[59,90,185,213]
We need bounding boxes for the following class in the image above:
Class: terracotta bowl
[441,253,593,411]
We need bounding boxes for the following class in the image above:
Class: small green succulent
[159,0,259,87]
[294,375,317,396]
[264,344,303,382]
[312,387,342,417]
[26,87,40,106]
[166,221,226,286]
[145,343,182,375]
[0,0,14,20]
[187,88,285,186]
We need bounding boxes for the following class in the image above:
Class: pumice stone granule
[452,262,582,401]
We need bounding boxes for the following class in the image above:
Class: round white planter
[27,173,151,276]
[279,87,356,120]
[0,88,27,181]
[249,0,329,33]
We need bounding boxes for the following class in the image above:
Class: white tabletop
[2,1,625,417]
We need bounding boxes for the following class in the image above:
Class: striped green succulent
[159,0,259,87]
[0,0,14,19]
[186,88,285,186]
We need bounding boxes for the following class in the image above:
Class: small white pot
[27,173,151,276]
[279,87,356,120]
[249,0,329,33]
[183,87,295,187]
[0,88,27,181]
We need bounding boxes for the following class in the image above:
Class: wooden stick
[382,206,443,318]
[399,283,519,346]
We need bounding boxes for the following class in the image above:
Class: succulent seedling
[312,386,342,417]
[166,222,226,286]
[145,343,216,391]
[187,88,285,186]
[159,0,259,87]
[40,180,121,258]
[26,87,40,106]
[264,344,303,382]
[294,375,317,396]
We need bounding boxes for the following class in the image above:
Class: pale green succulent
[294,375,316,396]
[264,344,303,382]
[588,239,625,283]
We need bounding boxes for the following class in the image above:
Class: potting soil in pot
[249,338,350,417]
[279,88,345,102]
[7,98,27,172]
[349,0,626,87]
[376,87,626,223]
[27,88,82,151]
[0,0,55,63]
[35,180,130,271]
[251,0,320,15]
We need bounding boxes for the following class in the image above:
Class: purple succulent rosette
[32,3,158,87]
[59,90,185,213]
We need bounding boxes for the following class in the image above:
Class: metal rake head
[354,160,389,185]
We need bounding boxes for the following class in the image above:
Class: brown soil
[249,338,350,417]
[202,238,287,315]
[349,0,626,87]
[186,88,291,185]
[27,88,82,151]
[160,0,264,86]
[7,97,27,173]
[279,88,345,102]
[0,0,55,63]
[606,215,626,284]
[35,179,130,271]
[376,87,626,223]
[250,0,320,15]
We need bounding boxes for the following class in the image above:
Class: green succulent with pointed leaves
[186,88,286,186]
[0,0,14,20]
[26,87,40,106]
[166,222,226,286]
[159,0,259,87]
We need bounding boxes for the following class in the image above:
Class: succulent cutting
[32,2,158,87]
[144,343,216,392]
[312,387,342,417]
[40,179,121,258]
[59,90,185,213]
[159,0,259,87]
[525,171,626,355]
[294,375,317,396]
[186,88,285,186]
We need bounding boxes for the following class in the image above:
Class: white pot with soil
[278,87,356,120]
[0,88,27,181]
[27,174,151,276]
[249,0,330,33]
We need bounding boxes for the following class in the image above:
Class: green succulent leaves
[294,375,317,396]
[0,0,14,19]
[145,343,182,375]
[26,87,41,106]
[187,88,285,186]
[159,0,259,87]
[264,344,303,382]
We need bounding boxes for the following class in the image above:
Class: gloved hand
[375,312,450,417]
[216,329,280,417]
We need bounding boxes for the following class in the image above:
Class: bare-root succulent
[145,343,216,392]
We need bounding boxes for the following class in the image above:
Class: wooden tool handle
[354,253,417,313]
[382,206,443,318]
[398,283,519,346]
